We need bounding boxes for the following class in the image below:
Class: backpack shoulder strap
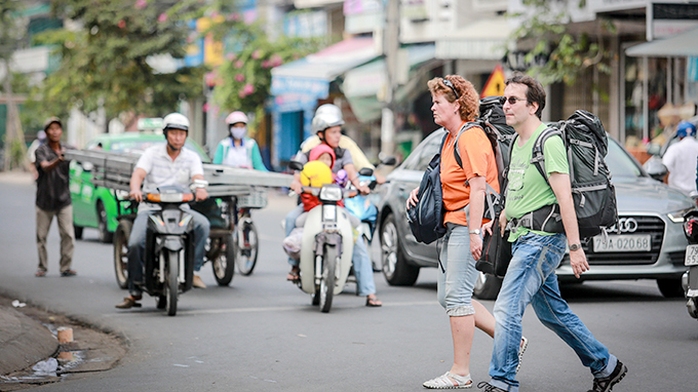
[530,127,562,184]
[453,122,481,169]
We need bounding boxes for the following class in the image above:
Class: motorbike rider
[286,109,381,307]
[213,111,268,171]
[116,113,211,309]
[662,120,698,195]
[299,104,385,184]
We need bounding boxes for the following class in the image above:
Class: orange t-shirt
[440,124,500,226]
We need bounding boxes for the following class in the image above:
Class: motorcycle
[343,157,396,271]
[682,192,698,320]
[289,161,358,313]
[138,186,196,316]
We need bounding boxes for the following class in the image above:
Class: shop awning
[626,27,698,57]
[435,18,512,60]
[270,37,379,112]
[342,44,436,122]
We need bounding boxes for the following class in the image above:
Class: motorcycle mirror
[381,156,397,166]
[358,167,374,177]
[288,161,303,171]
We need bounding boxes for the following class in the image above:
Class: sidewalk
[0,298,59,376]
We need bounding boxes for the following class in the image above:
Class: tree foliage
[35,0,209,119]
[204,7,321,121]
[510,0,615,85]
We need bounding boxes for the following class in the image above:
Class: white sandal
[423,371,472,389]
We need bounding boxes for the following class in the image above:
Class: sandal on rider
[286,266,300,282]
[115,296,142,309]
[365,295,382,307]
[423,372,472,389]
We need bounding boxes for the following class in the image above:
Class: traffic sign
[481,65,506,98]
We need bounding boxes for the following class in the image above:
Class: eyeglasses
[500,96,527,105]
[442,78,460,99]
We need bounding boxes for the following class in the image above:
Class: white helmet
[162,112,190,132]
[225,111,248,126]
[311,104,344,133]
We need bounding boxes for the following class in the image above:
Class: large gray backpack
[528,110,618,238]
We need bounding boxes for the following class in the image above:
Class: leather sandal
[286,266,300,282]
[365,295,382,307]
[115,296,142,309]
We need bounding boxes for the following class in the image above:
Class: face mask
[230,127,247,140]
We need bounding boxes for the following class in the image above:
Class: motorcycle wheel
[320,246,338,313]
[165,250,178,316]
[212,235,235,286]
[235,217,259,276]
[113,220,132,290]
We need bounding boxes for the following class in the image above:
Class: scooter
[289,161,358,313]
[682,192,698,320]
[142,185,196,316]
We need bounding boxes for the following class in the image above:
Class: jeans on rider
[488,232,616,392]
[127,208,211,297]
[285,204,304,267]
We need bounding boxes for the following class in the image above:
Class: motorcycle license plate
[592,234,651,252]
[685,244,698,266]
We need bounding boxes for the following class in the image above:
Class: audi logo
[609,218,639,234]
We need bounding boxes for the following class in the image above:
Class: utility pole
[381,0,399,158]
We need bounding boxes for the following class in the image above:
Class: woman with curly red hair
[407,75,527,388]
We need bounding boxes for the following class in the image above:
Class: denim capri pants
[437,223,479,316]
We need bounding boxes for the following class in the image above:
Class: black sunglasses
[442,78,460,99]
[500,96,527,105]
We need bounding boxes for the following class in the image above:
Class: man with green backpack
[477,73,626,392]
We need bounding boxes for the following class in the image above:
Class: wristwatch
[468,229,481,235]
[569,243,582,252]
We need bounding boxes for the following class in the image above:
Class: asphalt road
[1,171,697,391]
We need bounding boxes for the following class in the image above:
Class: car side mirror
[642,156,668,181]
[288,161,303,171]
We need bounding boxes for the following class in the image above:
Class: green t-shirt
[505,123,569,242]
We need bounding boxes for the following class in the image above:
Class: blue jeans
[488,232,617,391]
[285,204,304,267]
[437,223,479,316]
[128,208,210,297]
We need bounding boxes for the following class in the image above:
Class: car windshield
[606,138,644,178]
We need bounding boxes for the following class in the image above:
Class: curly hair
[427,75,480,122]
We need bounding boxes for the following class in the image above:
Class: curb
[0,305,59,376]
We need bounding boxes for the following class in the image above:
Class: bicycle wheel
[235,217,259,276]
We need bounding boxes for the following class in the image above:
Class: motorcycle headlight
[319,185,342,202]
[668,207,696,223]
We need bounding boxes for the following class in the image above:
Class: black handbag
[476,214,512,278]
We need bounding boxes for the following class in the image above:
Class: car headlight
[319,185,343,202]
[668,207,696,223]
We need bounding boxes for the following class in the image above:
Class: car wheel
[380,213,419,286]
[73,225,83,240]
[473,272,502,300]
[97,201,113,243]
[657,278,684,298]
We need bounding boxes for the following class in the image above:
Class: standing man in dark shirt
[34,117,76,277]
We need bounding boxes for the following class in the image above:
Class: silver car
[377,129,693,299]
